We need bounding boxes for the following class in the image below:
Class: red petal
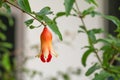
[47,53,52,62]
[40,53,46,62]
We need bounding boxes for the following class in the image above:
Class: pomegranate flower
[36,27,58,62]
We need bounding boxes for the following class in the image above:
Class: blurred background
[0,0,120,80]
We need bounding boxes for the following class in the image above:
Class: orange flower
[36,27,58,62]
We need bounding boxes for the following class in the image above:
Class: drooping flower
[36,27,58,62]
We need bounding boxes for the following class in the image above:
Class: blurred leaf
[43,16,63,40]
[79,25,86,31]
[29,25,35,29]
[62,74,70,80]
[85,0,98,6]
[2,3,11,13]
[99,14,120,28]
[37,7,52,16]
[64,0,75,16]
[93,70,112,80]
[53,12,66,21]
[0,32,6,41]
[24,19,34,26]
[78,30,84,33]
[0,0,3,7]
[0,20,7,31]
[82,48,94,66]
[1,53,11,72]
[85,63,100,76]
[91,28,103,34]
[18,0,31,13]
[0,42,12,49]
[8,16,14,26]
[82,6,95,17]
[88,30,96,44]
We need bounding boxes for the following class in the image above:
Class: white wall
[23,0,108,80]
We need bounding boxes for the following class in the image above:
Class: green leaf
[79,25,86,31]
[82,48,94,67]
[82,6,95,17]
[0,42,12,49]
[37,7,52,16]
[43,16,63,41]
[93,70,112,80]
[64,0,75,16]
[24,19,34,26]
[88,30,96,44]
[85,0,98,6]
[90,28,103,34]
[85,63,100,76]
[2,3,11,13]
[1,53,11,72]
[53,12,66,21]
[29,25,35,29]
[33,12,63,40]
[0,20,7,31]
[100,14,120,28]
[18,0,31,13]
[0,32,6,41]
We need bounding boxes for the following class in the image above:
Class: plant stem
[75,0,102,64]
[5,0,46,26]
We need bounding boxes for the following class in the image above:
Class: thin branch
[5,0,46,26]
[75,0,102,64]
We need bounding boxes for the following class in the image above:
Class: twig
[5,0,46,26]
[74,0,102,64]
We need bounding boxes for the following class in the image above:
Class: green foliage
[24,19,34,26]
[18,0,31,13]
[85,0,98,6]
[85,63,100,76]
[53,12,66,21]
[1,53,11,72]
[82,47,94,66]
[33,8,63,40]
[64,0,75,16]
[37,6,53,16]
[93,70,112,80]
[82,6,96,17]
[2,3,11,13]
[1,0,120,80]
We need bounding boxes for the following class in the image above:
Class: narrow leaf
[53,12,66,21]
[82,6,95,17]
[85,63,100,76]
[98,13,120,28]
[29,25,35,29]
[88,30,96,44]
[82,48,94,66]
[64,0,75,16]
[37,7,52,15]
[2,3,11,13]
[0,32,6,41]
[93,70,112,80]
[0,20,7,31]
[2,53,11,71]
[24,19,34,26]
[18,0,31,13]
[85,0,98,6]
[0,42,12,49]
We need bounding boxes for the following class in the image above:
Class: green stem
[75,0,102,64]
[5,0,46,26]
